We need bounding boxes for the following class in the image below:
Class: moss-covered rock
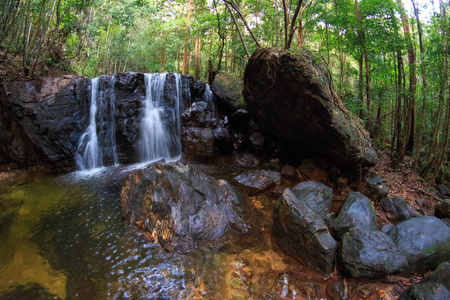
[211,71,245,114]
[243,48,378,169]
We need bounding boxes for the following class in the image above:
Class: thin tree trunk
[225,1,250,58]
[412,0,428,166]
[182,0,192,75]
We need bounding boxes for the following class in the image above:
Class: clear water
[0,166,331,299]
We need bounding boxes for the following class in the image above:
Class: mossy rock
[212,71,245,114]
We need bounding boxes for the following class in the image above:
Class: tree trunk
[182,0,192,75]
[412,0,428,166]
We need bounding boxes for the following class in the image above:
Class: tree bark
[182,0,192,75]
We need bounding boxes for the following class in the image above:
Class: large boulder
[340,229,407,277]
[120,162,248,253]
[290,181,333,218]
[330,192,377,240]
[386,216,450,273]
[243,48,377,169]
[273,188,337,274]
[398,262,450,300]
[381,196,421,223]
[211,71,244,114]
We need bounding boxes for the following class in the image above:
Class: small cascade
[109,75,119,165]
[76,77,102,170]
[203,83,216,117]
[139,73,183,162]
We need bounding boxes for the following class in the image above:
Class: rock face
[290,181,333,218]
[211,71,244,114]
[340,229,407,277]
[181,101,215,162]
[273,187,337,274]
[386,216,450,273]
[398,262,450,300]
[243,48,378,169]
[0,73,208,170]
[330,192,377,240]
[120,162,247,253]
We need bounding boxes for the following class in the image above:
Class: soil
[0,51,74,82]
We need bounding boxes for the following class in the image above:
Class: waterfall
[76,77,102,170]
[203,83,216,117]
[139,73,182,163]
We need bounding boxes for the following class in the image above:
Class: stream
[0,163,333,300]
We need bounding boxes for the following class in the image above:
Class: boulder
[211,71,244,114]
[234,170,281,195]
[243,48,377,169]
[340,229,407,277]
[120,162,248,253]
[212,125,233,153]
[437,184,449,196]
[181,101,216,162]
[364,172,389,200]
[249,132,265,150]
[398,262,450,300]
[237,154,259,169]
[387,216,450,273]
[436,199,450,219]
[330,192,377,240]
[381,196,421,223]
[273,188,337,274]
[290,181,334,218]
[280,164,297,178]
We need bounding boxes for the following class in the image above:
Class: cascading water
[203,83,216,117]
[76,77,102,170]
[109,75,119,165]
[139,73,183,162]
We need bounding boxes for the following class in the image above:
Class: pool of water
[0,165,330,299]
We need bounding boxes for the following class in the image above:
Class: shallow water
[0,165,330,299]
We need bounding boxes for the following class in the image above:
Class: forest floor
[370,151,443,219]
[0,51,72,82]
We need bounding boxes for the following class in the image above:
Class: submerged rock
[330,192,377,240]
[120,162,247,253]
[273,188,337,274]
[243,47,377,169]
[234,170,281,195]
[386,216,450,273]
[340,229,407,277]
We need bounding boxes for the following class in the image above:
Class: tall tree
[182,0,192,75]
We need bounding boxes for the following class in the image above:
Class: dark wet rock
[249,132,265,150]
[0,283,63,300]
[120,162,247,253]
[1,73,211,170]
[229,109,250,131]
[212,125,233,153]
[436,199,450,219]
[297,159,328,182]
[386,216,450,273]
[181,101,215,162]
[290,181,333,218]
[398,262,450,300]
[364,172,388,199]
[211,71,244,114]
[234,170,281,195]
[381,196,421,223]
[437,184,449,196]
[243,47,378,169]
[237,154,259,169]
[273,188,337,274]
[330,192,377,240]
[416,198,425,207]
[340,229,407,277]
[336,177,349,188]
[326,279,348,300]
[280,164,297,178]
